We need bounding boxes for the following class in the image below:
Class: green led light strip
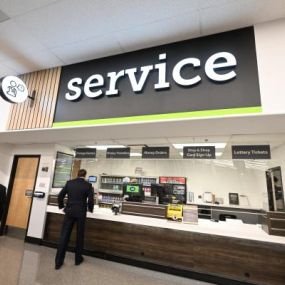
[52,106,262,128]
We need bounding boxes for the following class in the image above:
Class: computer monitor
[151,183,173,196]
[151,183,184,204]
[124,184,142,196]
[88,176,97,183]
[123,183,144,202]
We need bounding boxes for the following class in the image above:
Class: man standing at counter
[55,169,94,270]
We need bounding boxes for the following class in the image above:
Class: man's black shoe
[55,263,63,270]
[75,256,84,266]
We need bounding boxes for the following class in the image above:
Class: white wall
[81,159,268,209]
[0,144,13,188]
[5,144,55,238]
[254,18,285,115]
[0,100,11,132]
[0,143,74,238]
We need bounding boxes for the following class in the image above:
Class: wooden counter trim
[261,211,285,237]
[44,212,285,285]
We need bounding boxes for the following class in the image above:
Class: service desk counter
[44,205,285,285]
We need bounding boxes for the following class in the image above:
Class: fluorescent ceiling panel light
[86,145,125,150]
[173,143,227,149]
[130,153,142,157]
[214,160,235,168]
[244,161,268,170]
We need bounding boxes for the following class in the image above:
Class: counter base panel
[43,213,285,285]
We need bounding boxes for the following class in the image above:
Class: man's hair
[77,169,87,178]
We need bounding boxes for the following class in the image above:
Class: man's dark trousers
[55,213,86,265]
[55,177,94,267]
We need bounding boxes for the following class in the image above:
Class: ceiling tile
[51,36,122,65]
[115,11,200,53]
[235,0,285,23]
[0,62,16,77]
[200,0,285,36]
[0,19,47,61]
[0,0,59,17]
[1,48,63,75]
[104,0,235,31]
[12,0,224,50]
[13,0,119,49]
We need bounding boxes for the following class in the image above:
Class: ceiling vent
[0,10,9,23]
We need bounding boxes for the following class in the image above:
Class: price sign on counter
[183,205,198,224]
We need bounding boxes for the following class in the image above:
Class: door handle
[25,189,33,198]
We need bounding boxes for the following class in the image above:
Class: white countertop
[46,205,285,245]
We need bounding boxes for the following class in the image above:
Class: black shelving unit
[98,175,158,205]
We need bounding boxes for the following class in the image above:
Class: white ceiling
[1,113,285,150]
[0,0,285,77]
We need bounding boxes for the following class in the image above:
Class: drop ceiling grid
[0,0,284,77]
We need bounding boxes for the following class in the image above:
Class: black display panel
[232,145,271,159]
[142,147,169,159]
[75,148,96,159]
[52,152,74,188]
[183,146,216,159]
[53,27,261,126]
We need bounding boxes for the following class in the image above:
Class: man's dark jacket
[58,178,94,217]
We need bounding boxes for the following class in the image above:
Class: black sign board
[75,148,96,159]
[142,147,169,159]
[183,146,216,159]
[232,145,271,159]
[106,148,130,159]
[53,27,261,127]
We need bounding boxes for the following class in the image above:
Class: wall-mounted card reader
[33,191,45,198]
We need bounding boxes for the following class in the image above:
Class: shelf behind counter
[188,202,263,224]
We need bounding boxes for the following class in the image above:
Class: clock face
[0,76,28,103]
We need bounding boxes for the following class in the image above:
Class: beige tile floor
[0,236,215,285]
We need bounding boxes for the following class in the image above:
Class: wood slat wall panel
[21,73,35,129]
[45,69,57,128]
[48,68,61,127]
[28,70,44,129]
[19,72,36,130]
[6,67,61,130]
[14,74,27,130]
[40,69,53,128]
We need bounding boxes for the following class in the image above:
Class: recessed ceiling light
[130,153,142,157]
[85,145,125,150]
[173,143,227,149]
